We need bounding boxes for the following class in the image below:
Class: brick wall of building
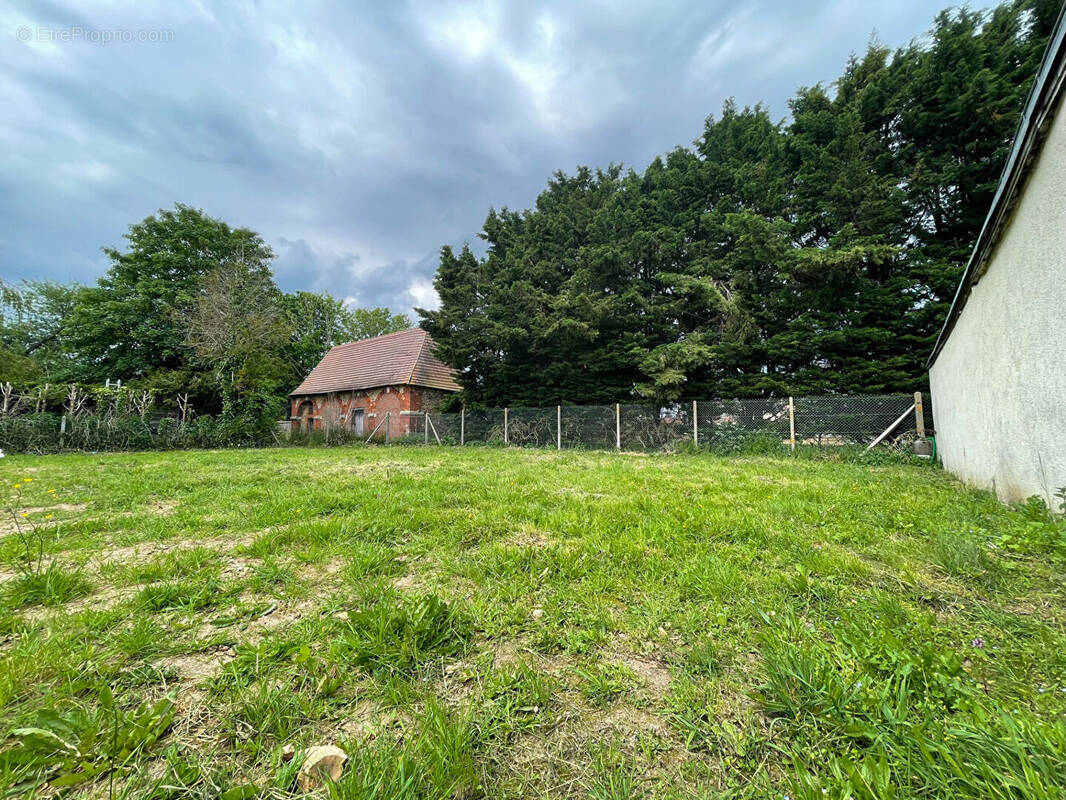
[290,384,456,438]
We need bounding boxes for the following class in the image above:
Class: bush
[0,411,279,454]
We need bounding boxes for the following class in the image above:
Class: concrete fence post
[424,412,429,444]
[788,396,796,452]
[557,405,562,450]
[504,407,509,445]
[460,404,465,446]
[692,400,698,446]
[615,403,621,451]
[385,412,391,446]
[914,391,925,438]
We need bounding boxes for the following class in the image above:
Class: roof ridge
[330,327,422,351]
[408,328,428,385]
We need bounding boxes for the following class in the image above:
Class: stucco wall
[930,105,1066,505]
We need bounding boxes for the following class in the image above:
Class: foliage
[421,0,1057,405]
[3,206,409,426]
[3,686,176,793]
[280,293,411,392]
[0,279,81,381]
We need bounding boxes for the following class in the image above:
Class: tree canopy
[1,205,411,427]
[421,0,1058,405]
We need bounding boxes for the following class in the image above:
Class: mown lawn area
[1,446,1065,799]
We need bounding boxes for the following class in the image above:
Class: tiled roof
[290,328,461,395]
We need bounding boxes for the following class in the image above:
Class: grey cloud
[1,0,994,317]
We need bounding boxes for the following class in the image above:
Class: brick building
[289,328,460,437]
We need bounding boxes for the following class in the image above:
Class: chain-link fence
[423,394,932,453]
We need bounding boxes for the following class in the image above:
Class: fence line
[0,392,932,454]
[415,393,932,453]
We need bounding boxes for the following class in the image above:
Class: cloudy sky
[1,1,987,316]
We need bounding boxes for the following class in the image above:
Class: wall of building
[290,385,456,439]
[930,106,1066,505]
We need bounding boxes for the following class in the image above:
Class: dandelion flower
[45,514,54,520]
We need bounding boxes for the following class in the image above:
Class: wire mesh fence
[426,394,932,453]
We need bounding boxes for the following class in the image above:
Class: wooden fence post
[385,412,391,445]
[615,403,621,451]
[557,405,562,450]
[424,412,429,444]
[914,391,925,438]
[460,404,465,446]
[504,407,509,445]
[788,396,796,452]
[692,400,698,446]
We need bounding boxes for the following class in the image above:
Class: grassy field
[1,446,1065,799]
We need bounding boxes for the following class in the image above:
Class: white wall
[930,104,1066,506]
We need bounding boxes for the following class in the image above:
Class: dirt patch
[195,596,323,645]
[554,488,607,499]
[491,638,575,676]
[592,704,672,738]
[392,573,423,591]
[507,702,679,787]
[612,652,673,697]
[66,584,140,614]
[92,530,260,565]
[333,700,384,741]
[147,500,177,516]
[331,462,438,477]
[20,503,88,514]
[0,503,88,535]
[158,650,229,685]
[493,638,531,667]
[506,528,550,548]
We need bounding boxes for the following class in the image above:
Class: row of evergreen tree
[421,1,1060,406]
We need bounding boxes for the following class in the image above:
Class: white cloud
[406,278,439,311]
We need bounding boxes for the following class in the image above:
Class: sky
[1,0,991,317]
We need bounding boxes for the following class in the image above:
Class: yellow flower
[23,478,32,482]
[295,508,301,514]
[45,514,54,520]
[20,512,28,517]
[13,484,20,489]
[48,489,56,494]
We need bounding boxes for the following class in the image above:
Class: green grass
[1,446,1065,798]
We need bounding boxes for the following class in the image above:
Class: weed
[138,576,238,611]
[475,660,552,743]
[575,661,639,706]
[7,560,92,607]
[341,593,469,676]
[3,686,175,794]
